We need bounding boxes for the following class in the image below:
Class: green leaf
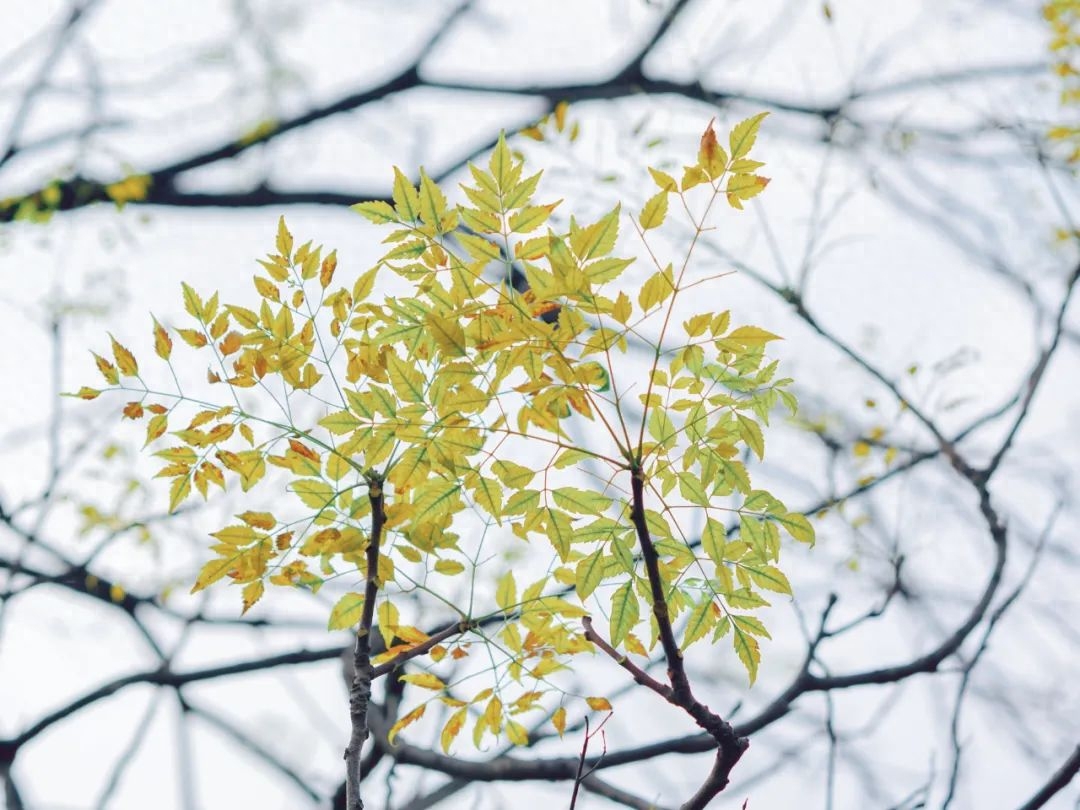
[609,581,639,646]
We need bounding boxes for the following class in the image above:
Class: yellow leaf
[181,282,204,322]
[169,474,191,511]
[440,706,467,753]
[377,600,399,648]
[552,706,567,737]
[425,314,467,357]
[92,352,119,385]
[328,592,365,630]
[648,166,678,192]
[388,704,426,745]
[241,580,264,614]
[152,317,173,361]
[253,275,280,302]
[400,673,445,691]
[176,328,207,348]
[144,414,168,446]
[190,556,235,593]
[276,216,293,259]
[109,334,139,377]
[585,696,611,712]
[506,719,529,745]
[611,290,632,325]
[434,559,465,575]
[237,511,275,530]
[319,250,337,288]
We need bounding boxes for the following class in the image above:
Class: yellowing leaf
[775,512,815,545]
[392,167,421,222]
[491,460,535,488]
[729,112,769,161]
[291,479,334,509]
[702,517,726,566]
[351,200,398,224]
[425,314,467,357]
[609,581,638,646]
[736,414,765,460]
[585,696,611,711]
[552,487,611,516]
[571,204,620,260]
[496,570,517,610]
[638,264,674,311]
[732,621,761,685]
[575,549,605,601]
[725,173,770,210]
[417,167,448,231]
[612,290,632,324]
[639,189,668,231]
